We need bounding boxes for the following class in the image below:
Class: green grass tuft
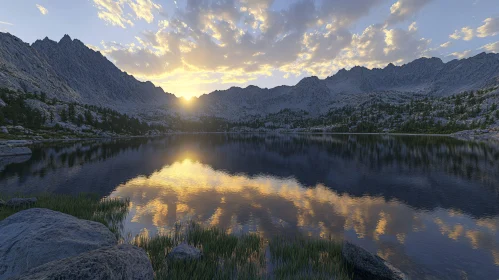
[134,223,353,280]
[134,222,267,280]
[269,235,353,280]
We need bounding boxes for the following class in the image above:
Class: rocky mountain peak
[0,33,175,113]
[297,76,320,85]
[59,34,72,44]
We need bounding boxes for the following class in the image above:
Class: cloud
[339,24,431,68]
[408,22,417,32]
[386,0,433,25]
[93,0,133,28]
[448,50,472,59]
[449,27,474,41]
[319,0,385,27]
[440,41,452,48]
[480,41,499,53]
[92,0,161,28]
[128,0,162,23]
[36,4,48,15]
[0,21,14,26]
[450,16,499,42]
[477,17,499,38]
[94,0,431,96]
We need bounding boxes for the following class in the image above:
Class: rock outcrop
[0,145,32,157]
[342,242,407,280]
[0,208,117,279]
[14,245,153,280]
[0,153,30,172]
[168,244,202,261]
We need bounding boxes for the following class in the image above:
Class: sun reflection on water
[110,157,499,274]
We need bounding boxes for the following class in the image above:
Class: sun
[179,96,195,108]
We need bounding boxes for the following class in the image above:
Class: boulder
[0,208,117,280]
[0,126,7,134]
[14,245,153,280]
[168,243,202,261]
[0,154,31,172]
[0,146,32,157]
[6,197,37,207]
[342,242,407,280]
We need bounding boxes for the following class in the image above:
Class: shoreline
[2,130,498,148]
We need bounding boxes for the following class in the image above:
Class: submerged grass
[0,193,129,237]
[134,223,353,280]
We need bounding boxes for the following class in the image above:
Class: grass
[134,223,266,280]
[0,193,129,238]
[134,223,353,280]
[269,236,352,280]
[0,195,352,279]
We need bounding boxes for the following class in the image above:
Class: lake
[1,134,498,279]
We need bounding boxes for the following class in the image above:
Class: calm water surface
[1,134,499,279]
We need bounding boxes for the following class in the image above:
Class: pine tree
[61,109,68,122]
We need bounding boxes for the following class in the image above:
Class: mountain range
[0,33,175,114]
[1,32,499,122]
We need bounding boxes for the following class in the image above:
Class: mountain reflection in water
[1,134,498,279]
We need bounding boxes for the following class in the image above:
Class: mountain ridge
[1,32,499,122]
[192,52,499,120]
[0,32,175,114]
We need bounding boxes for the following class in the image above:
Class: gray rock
[168,243,202,261]
[0,146,32,157]
[6,197,37,207]
[14,245,153,280]
[0,126,7,134]
[342,242,407,280]
[0,140,33,146]
[0,208,117,280]
[0,154,31,172]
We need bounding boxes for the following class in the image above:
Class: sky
[0,0,498,99]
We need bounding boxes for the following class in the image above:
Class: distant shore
[2,129,499,150]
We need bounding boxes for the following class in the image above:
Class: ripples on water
[1,134,499,279]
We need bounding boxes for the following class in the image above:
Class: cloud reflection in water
[111,157,499,279]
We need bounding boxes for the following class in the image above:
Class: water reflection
[111,158,499,279]
[1,135,499,279]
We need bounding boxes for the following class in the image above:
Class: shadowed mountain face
[1,135,499,280]
[0,33,175,112]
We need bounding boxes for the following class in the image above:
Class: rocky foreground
[0,208,153,280]
[0,207,408,280]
